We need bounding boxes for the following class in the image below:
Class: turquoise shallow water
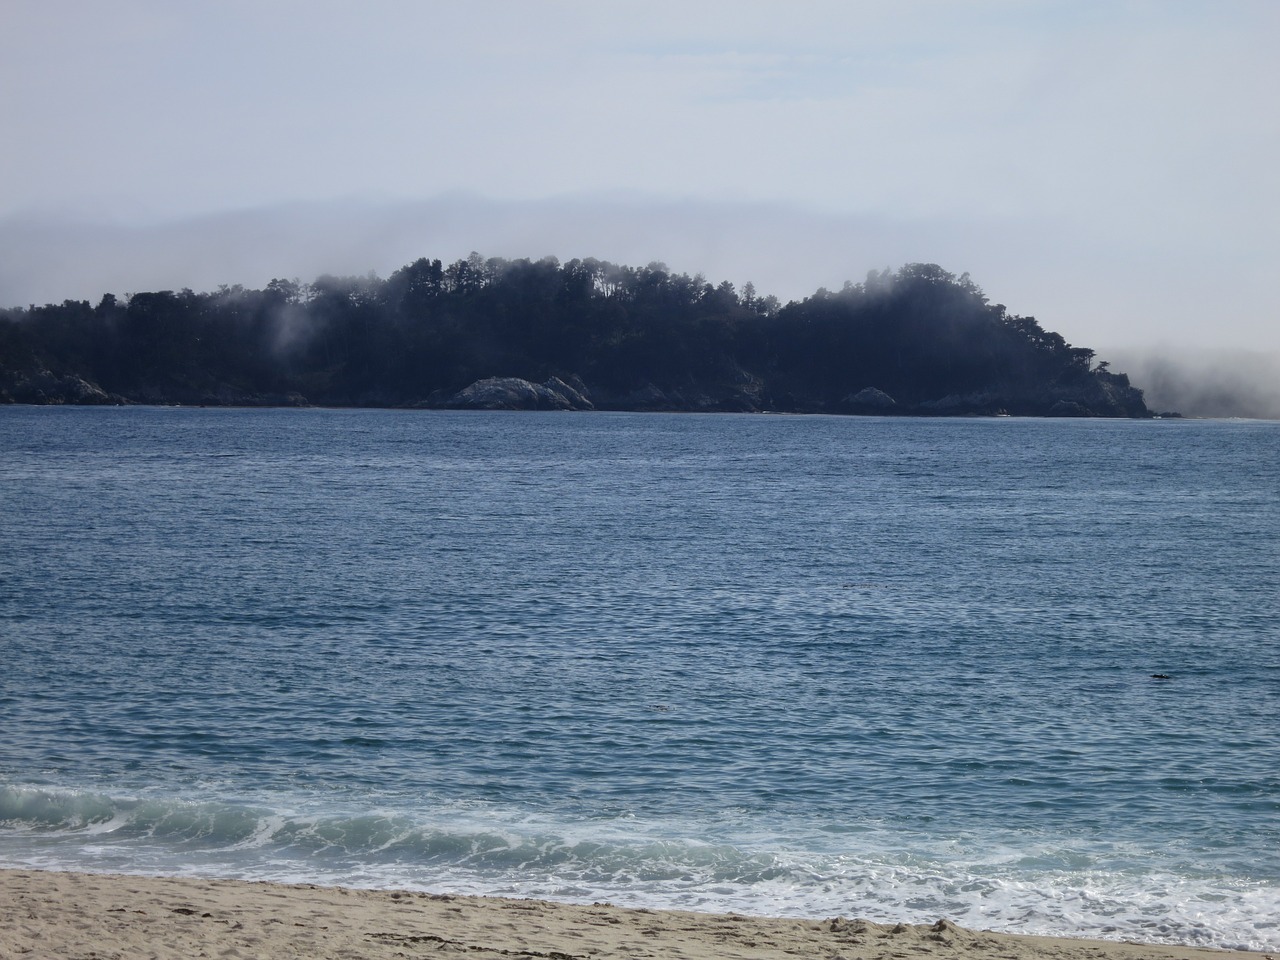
[1,407,1278,949]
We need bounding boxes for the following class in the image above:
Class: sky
[3,0,1278,398]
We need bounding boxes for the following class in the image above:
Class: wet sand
[0,868,1264,960]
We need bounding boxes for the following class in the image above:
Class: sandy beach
[0,868,1266,960]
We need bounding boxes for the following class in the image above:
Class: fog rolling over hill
[3,199,1276,420]
[1104,348,1280,420]
[0,257,1152,418]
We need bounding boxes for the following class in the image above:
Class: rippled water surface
[2,407,1278,949]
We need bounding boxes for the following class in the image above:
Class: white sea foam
[2,785,1277,951]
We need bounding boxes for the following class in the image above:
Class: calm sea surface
[1,407,1277,950]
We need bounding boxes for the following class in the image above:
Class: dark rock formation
[917,392,1004,415]
[843,387,898,413]
[1048,400,1091,417]
[1,369,124,405]
[445,377,594,411]
[543,376,593,410]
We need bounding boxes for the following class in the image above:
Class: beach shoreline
[0,867,1265,960]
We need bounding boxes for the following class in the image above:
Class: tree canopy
[0,256,1150,417]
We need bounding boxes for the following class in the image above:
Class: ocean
[1,406,1277,951]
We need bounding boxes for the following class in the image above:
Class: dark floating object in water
[1150,674,1172,680]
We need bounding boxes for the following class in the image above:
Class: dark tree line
[0,255,1151,416]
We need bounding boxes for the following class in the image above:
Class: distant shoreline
[1,260,1156,417]
[0,400,1190,419]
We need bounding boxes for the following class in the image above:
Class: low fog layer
[0,197,1056,309]
[2,196,1275,367]
[1103,348,1280,420]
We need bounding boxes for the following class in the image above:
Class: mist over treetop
[0,255,1151,417]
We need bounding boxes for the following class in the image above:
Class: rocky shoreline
[3,369,1164,418]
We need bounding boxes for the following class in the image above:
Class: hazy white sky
[2,0,1277,354]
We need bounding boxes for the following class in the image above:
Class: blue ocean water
[1,407,1277,950]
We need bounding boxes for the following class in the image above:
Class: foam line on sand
[0,868,1264,959]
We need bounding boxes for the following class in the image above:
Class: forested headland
[0,255,1154,417]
